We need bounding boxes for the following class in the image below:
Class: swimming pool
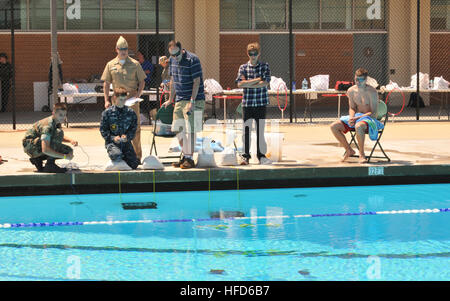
[0,183,448,281]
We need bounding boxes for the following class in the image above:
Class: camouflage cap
[116,36,128,49]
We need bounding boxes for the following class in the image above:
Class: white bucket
[248,132,284,162]
[265,132,284,162]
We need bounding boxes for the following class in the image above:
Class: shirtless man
[330,68,379,163]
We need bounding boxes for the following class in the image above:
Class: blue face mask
[356,77,366,86]
[170,48,181,58]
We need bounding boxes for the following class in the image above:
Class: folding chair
[345,100,390,162]
[149,105,181,163]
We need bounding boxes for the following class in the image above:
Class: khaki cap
[116,36,128,49]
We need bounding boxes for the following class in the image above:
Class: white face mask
[119,59,125,65]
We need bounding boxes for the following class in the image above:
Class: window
[220,0,251,30]
[139,0,173,30]
[321,0,352,29]
[354,0,385,29]
[221,0,386,31]
[29,0,64,30]
[292,0,319,29]
[431,0,450,30]
[0,0,26,30]
[103,0,136,30]
[255,0,286,30]
[66,0,100,30]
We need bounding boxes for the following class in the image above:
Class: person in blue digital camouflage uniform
[100,87,139,169]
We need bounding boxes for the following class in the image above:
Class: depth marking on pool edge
[0,208,448,229]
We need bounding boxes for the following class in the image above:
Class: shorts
[340,120,368,134]
[172,100,205,134]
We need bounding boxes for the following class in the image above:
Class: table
[212,94,243,123]
[380,87,450,120]
[222,89,347,123]
[58,89,159,127]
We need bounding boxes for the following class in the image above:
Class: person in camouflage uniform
[23,103,78,173]
[100,87,139,169]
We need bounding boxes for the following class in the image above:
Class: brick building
[0,0,448,112]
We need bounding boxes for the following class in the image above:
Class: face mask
[356,77,366,87]
[170,48,181,58]
[119,59,125,65]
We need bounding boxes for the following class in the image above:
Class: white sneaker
[238,154,250,165]
[259,156,272,165]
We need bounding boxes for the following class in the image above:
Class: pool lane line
[0,208,448,229]
[1,242,450,259]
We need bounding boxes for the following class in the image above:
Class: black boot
[29,157,44,172]
[42,158,67,173]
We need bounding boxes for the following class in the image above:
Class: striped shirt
[235,61,271,107]
[169,50,205,102]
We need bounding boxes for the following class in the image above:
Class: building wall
[194,0,220,80]
[174,0,220,80]
[219,34,259,90]
[295,34,354,86]
[0,34,137,111]
[430,33,450,80]
[174,0,195,51]
[0,0,448,112]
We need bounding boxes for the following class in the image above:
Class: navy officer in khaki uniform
[101,36,146,162]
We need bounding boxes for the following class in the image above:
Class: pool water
[0,183,449,281]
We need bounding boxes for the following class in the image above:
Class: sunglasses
[118,48,128,51]
[115,93,128,97]
[248,51,259,56]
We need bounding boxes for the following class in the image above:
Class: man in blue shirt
[162,41,205,169]
[137,51,156,124]
[236,42,272,165]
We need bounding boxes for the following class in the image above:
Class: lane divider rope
[0,208,448,229]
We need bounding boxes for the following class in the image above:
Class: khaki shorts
[172,100,205,133]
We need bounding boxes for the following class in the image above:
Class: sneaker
[42,161,67,173]
[172,156,186,168]
[259,156,272,165]
[180,157,195,169]
[238,154,250,165]
[29,157,44,171]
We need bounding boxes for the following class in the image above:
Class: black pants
[1,81,10,112]
[242,105,267,160]
[106,141,140,169]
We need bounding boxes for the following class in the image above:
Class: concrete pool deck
[0,121,449,195]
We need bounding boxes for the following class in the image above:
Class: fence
[0,0,449,130]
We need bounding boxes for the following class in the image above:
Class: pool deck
[1,121,449,195]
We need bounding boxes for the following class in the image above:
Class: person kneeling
[23,103,77,173]
[100,88,140,170]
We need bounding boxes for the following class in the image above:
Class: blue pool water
[0,183,449,281]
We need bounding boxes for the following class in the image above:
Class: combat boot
[29,157,44,172]
[42,158,67,173]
